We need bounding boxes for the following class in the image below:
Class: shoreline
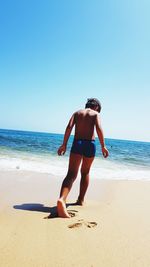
[0,170,150,266]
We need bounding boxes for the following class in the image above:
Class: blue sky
[0,0,150,141]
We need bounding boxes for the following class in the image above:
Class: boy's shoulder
[74,109,84,114]
[75,108,99,116]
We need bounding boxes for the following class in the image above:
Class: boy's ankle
[76,198,84,206]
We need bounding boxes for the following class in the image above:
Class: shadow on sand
[13,202,78,219]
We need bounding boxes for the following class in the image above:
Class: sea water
[0,129,150,180]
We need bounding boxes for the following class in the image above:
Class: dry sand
[0,170,150,267]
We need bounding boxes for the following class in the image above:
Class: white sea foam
[0,154,67,176]
[0,154,150,181]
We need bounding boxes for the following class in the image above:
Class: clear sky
[0,0,150,142]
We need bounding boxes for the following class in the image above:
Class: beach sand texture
[0,170,150,267]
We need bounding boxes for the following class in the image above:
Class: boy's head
[85,98,101,113]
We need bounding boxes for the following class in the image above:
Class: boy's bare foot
[76,198,84,206]
[57,198,71,218]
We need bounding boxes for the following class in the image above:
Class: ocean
[0,129,150,180]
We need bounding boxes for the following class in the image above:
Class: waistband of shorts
[73,138,95,142]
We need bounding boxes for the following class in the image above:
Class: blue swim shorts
[71,139,96,158]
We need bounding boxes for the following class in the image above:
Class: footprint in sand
[68,222,83,229]
[68,210,78,217]
[84,221,97,228]
[44,209,78,219]
[68,219,97,229]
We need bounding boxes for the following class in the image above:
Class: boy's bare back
[58,99,108,158]
[74,108,98,140]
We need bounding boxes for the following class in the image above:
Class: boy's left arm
[95,114,109,158]
[57,113,75,155]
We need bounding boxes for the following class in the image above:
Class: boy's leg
[77,156,94,205]
[59,153,82,200]
[57,153,82,218]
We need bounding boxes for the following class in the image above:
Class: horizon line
[0,127,150,144]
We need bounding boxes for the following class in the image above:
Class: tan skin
[57,107,109,218]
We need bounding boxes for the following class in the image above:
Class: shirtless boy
[57,98,109,218]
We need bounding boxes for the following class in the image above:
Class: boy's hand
[102,146,109,158]
[57,144,66,156]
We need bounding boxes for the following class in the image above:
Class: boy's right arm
[95,114,109,158]
[57,113,75,155]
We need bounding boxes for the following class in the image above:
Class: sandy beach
[0,170,150,267]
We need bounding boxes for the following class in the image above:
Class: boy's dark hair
[85,98,101,113]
